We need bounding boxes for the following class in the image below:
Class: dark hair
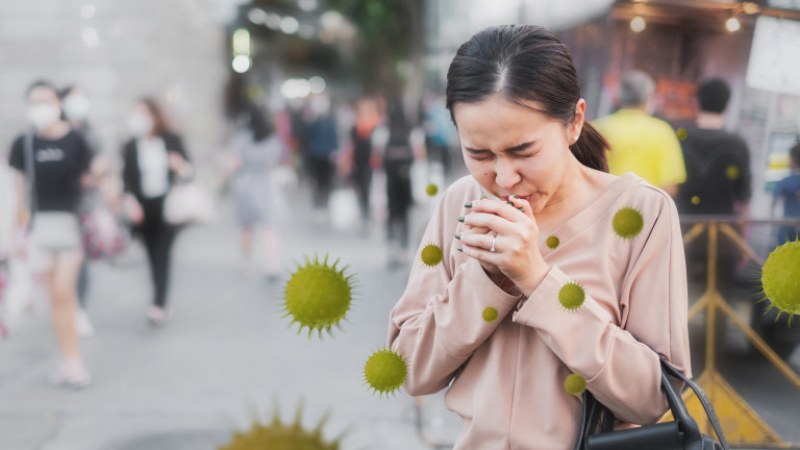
[58,84,77,100]
[790,140,800,167]
[697,78,730,114]
[138,97,172,137]
[26,79,59,98]
[445,25,608,172]
[245,102,274,142]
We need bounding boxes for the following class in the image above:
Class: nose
[494,158,521,190]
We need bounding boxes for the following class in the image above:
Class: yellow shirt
[594,109,686,189]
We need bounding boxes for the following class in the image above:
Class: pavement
[1,187,799,450]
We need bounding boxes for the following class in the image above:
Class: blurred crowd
[0,66,799,389]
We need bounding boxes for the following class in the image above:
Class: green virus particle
[559,282,585,311]
[546,235,560,249]
[364,348,407,395]
[420,243,444,267]
[726,165,740,181]
[220,405,341,450]
[760,239,800,322]
[482,306,499,322]
[426,183,439,196]
[564,373,587,396]
[691,196,701,205]
[676,128,688,140]
[612,207,644,240]
[283,254,354,338]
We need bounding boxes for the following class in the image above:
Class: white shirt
[136,137,169,198]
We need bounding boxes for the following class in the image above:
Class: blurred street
[0,192,452,450]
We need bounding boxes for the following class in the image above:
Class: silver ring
[490,234,497,253]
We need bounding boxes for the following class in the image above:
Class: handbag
[78,193,129,260]
[163,181,215,226]
[574,358,729,450]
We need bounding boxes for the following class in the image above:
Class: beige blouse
[387,173,691,450]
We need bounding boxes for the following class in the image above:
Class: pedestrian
[348,97,381,234]
[387,25,690,449]
[380,98,416,268]
[772,141,800,246]
[594,70,686,197]
[121,97,193,325]
[301,93,338,222]
[226,103,286,279]
[59,85,103,337]
[8,80,94,388]
[676,78,752,290]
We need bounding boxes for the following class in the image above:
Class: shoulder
[613,174,678,227]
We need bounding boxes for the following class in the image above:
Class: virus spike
[559,282,586,311]
[612,207,644,240]
[282,253,355,338]
[364,348,407,396]
[760,239,800,322]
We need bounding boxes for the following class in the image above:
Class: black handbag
[573,358,730,450]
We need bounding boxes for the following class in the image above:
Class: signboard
[746,16,800,96]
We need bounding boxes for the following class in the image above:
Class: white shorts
[28,212,83,273]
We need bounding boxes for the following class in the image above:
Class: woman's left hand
[457,196,550,294]
[168,152,191,178]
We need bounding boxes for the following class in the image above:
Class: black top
[8,128,92,212]
[351,127,373,169]
[121,133,190,201]
[676,128,752,215]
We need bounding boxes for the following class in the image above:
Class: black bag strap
[23,131,37,222]
[573,358,729,450]
[661,359,729,450]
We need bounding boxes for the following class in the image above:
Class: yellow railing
[678,216,800,449]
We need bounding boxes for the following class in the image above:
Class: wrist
[514,263,551,296]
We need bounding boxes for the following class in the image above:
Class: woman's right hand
[123,194,144,224]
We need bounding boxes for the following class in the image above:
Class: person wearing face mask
[8,80,94,388]
[121,97,192,325]
[59,85,104,337]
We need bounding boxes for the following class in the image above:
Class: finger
[460,211,517,236]
[507,195,534,219]
[460,223,490,235]
[457,240,502,263]
[457,230,497,253]
[465,198,528,223]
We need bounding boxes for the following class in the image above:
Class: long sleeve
[121,140,136,195]
[512,193,690,424]
[387,182,525,396]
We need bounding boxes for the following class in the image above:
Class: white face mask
[128,112,153,137]
[26,104,61,131]
[63,95,91,121]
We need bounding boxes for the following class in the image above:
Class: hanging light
[725,16,741,33]
[630,16,646,33]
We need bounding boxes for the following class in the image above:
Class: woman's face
[453,95,584,214]
[129,102,155,137]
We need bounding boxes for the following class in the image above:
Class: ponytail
[569,122,609,172]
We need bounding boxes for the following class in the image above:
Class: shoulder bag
[574,358,729,450]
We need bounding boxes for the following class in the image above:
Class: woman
[121,98,192,325]
[8,80,93,387]
[228,103,286,279]
[387,25,690,449]
[59,84,104,337]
